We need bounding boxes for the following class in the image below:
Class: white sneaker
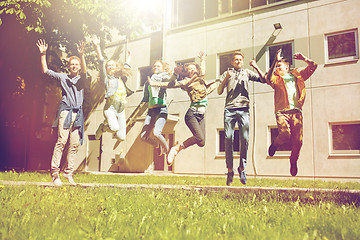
[167,146,179,166]
[52,173,62,186]
[62,173,77,186]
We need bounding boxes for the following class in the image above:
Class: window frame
[324,29,359,65]
[216,128,240,157]
[328,121,360,157]
[267,125,291,158]
[217,51,236,78]
[266,41,294,71]
[138,65,153,89]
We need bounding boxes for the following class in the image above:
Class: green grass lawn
[0,185,359,240]
[0,172,359,239]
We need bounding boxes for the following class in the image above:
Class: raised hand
[249,57,257,68]
[91,35,100,46]
[77,41,85,56]
[198,51,207,59]
[36,39,48,54]
[293,52,306,61]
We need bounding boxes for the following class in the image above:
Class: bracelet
[40,52,46,55]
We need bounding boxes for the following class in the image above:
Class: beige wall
[74,0,360,180]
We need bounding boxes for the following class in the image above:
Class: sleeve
[247,69,262,83]
[45,69,64,81]
[299,62,318,81]
[205,80,219,95]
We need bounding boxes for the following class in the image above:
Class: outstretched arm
[77,41,86,74]
[249,58,266,83]
[36,39,48,74]
[92,36,104,61]
[147,76,179,88]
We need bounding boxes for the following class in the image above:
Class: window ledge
[328,154,360,159]
[324,59,359,67]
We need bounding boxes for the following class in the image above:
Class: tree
[0,0,163,170]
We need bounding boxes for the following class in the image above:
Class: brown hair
[68,56,81,65]
[184,62,201,75]
[231,51,245,61]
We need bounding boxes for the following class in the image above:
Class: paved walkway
[1,180,359,198]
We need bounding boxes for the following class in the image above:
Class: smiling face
[68,58,81,76]
[231,54,244,70]
[106,60,117,75]
[152,61,164,74]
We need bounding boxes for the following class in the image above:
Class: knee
[115,132,125,141]
[152,129,162,138]
[55,137,67,148]
[197,140,205,148]
[140,132,148,141]
[108,124,119,132]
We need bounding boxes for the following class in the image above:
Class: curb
[1,180,359,198]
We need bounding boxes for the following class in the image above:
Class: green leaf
[19,11,26,20]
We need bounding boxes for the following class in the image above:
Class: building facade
[75,0,360,180]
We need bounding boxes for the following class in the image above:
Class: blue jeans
[224,108,249,171]
[140,106,169,153]
[183,108,205,149]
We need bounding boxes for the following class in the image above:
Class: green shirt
[283,73,300,110]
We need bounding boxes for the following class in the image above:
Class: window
[268,126,291,157]
[173,0,203,26]
[172,0,293,27]
[219,129,240,154]
[232,0,249,13]
[270,127,292,151]
[330,122,360,155]
[251,0,267,8]
[205,0,218,19]
[220,0,230,14]
[267,42,294,70]
[139,66,152,87]
[218,52,234,77]
[325,29,359,63]
[175,58,196,66]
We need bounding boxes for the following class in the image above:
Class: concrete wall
[74,0,360,180]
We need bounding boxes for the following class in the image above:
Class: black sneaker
[290,161,298,176]
[268,143,277,157]
[226,171,234,186]
[238,167,247,185]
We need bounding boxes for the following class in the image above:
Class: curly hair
[153,60,172,75]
